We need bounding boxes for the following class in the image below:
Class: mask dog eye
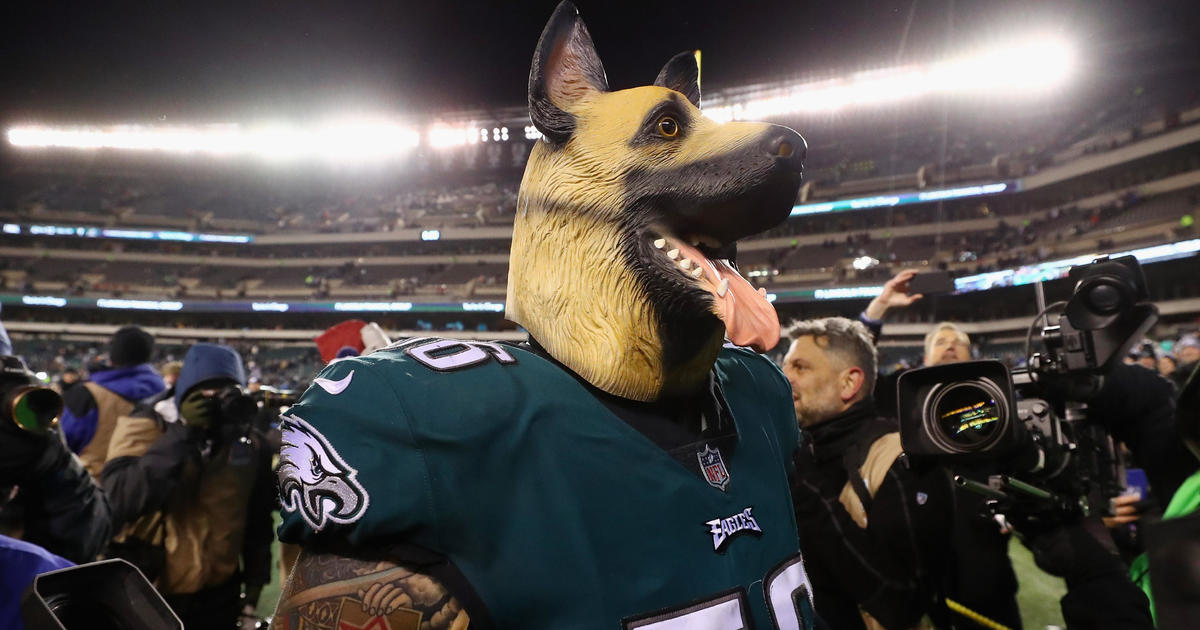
[657,116,679,138]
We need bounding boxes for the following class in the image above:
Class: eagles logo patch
[705,507,763,552]
[279,414,370,532]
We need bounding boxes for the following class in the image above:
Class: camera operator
[1088,361,1197,515]
[1130,362,1200,625]
[0,356,111,630]
[101,343,273,629]
[1080,357,1199,598]
[788,316,1160,629]
[994,359,1167,630]
[859,271,1023,629]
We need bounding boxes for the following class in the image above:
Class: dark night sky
[1,1,1198,125]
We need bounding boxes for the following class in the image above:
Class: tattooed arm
[273,550,470,630]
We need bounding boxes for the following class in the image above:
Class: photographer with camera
[101,343,274,629]
[0,355,112,630]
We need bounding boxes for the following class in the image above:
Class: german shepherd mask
[507,2,806,402]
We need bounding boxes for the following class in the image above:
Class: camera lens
[924,379,1009,454]
[8,386,63,432]
[1085,282,1124,314]
[45,594,131,630]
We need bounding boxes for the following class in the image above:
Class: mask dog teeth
[680,259,692,271]
[653,238,666,249]
[667,249,680,260]
[717,278,729,297]
[690,266,704,279]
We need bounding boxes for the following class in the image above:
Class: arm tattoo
[273,550,470,630]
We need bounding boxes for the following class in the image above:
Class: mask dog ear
[528,1,609,144]
[654,50,701,108]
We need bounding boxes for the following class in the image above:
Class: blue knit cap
[174,343,246,408]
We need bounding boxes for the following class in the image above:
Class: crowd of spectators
[11,338,321,393]
[4,182,1194,305]
[3,173,520,234]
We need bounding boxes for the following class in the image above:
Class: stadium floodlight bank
[4,34,1074,161]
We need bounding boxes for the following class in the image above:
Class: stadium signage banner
[790,180,1018,216]
[794,238,1200,301]
[4,222,254,243]
[1,295,514,314]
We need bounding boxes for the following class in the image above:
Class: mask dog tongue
[671,240,781,352]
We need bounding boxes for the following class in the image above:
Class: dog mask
[507,2,806,401]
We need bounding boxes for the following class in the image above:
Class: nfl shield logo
[697,444,731,491]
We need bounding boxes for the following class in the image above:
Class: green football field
[1010,537,1069,630]
[256,529,1069,629]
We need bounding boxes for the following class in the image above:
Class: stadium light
[6,118,420,162]
[5,34,1075,158]
[428,124,476,148]
[851,255,879,271]
[703,35,1075,122]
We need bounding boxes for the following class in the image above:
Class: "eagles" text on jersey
[706,507,762,552]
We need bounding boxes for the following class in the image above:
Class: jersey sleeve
[276,356,434,548]
[724,347,801,475]
[749,349,801,466]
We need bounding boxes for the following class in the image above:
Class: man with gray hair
[783,316,957,630]
[923,322,972,366]
[784,317,878,428]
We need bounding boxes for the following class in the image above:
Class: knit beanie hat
[110,326,155,368]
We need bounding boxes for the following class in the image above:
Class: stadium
[2,2,1198,629]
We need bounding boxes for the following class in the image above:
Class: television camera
[897,255,1158,523]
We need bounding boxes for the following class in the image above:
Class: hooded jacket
[99,343,271,597]
[60,363,166,479]
[172,342,245,409]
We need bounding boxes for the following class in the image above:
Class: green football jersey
[278,337,814,629]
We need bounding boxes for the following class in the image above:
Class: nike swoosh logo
[313,370,355,395]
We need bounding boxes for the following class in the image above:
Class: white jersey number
[405,339,517,372]
[623,554,813,630]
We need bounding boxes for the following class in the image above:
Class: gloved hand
[1023,516,1128,586]
[178,387,221,431]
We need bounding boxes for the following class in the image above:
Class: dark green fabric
[278,339,810,628]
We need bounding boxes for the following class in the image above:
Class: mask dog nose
[764,127,807,173]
